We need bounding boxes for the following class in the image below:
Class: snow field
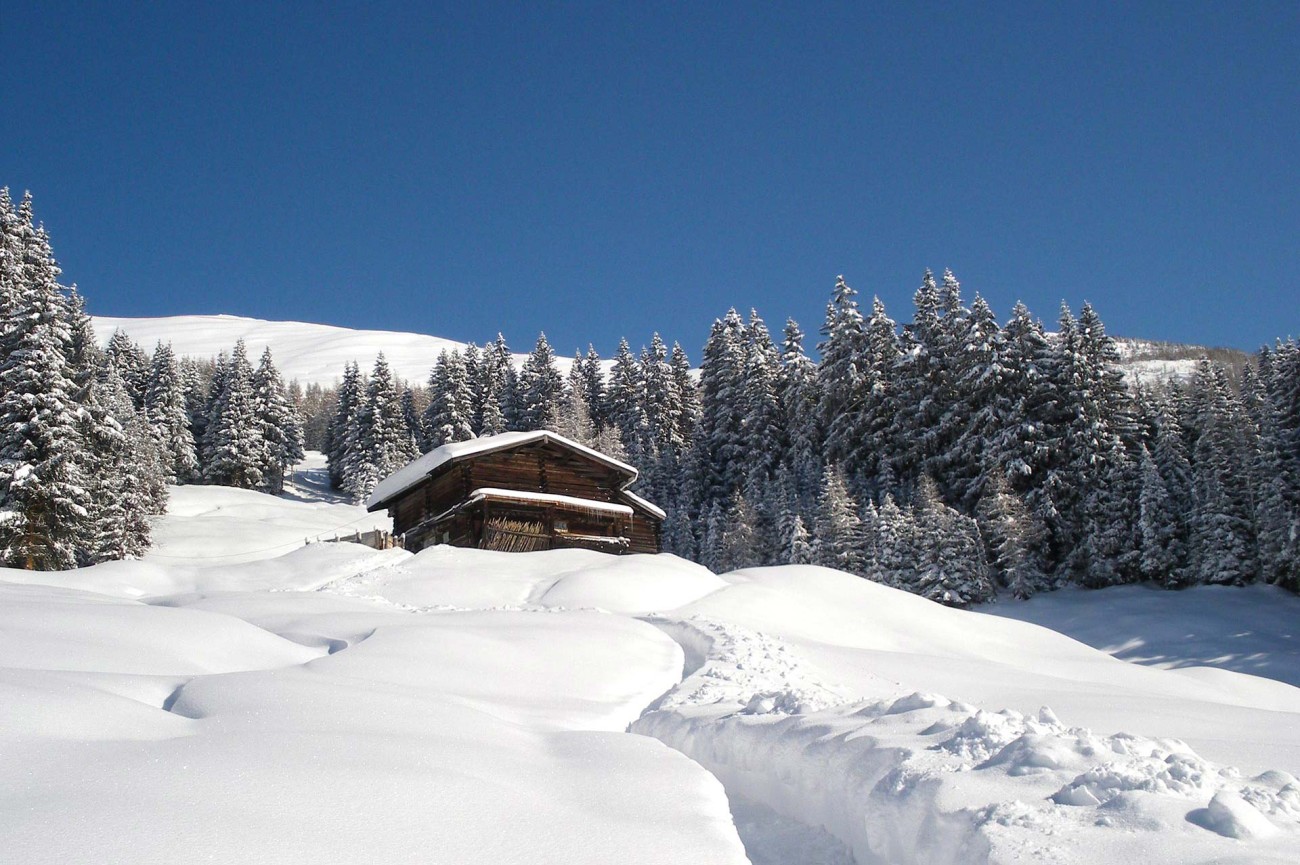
[3,481,1300,863]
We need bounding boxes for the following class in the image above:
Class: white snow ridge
[2,469,1299,864]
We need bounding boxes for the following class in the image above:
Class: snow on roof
[366,430,639,511]
[618,490,667,521]
[468,488,635,517]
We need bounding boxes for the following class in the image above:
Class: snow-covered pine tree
[104,329,151,410]
[778,319,823,515]
[1186,358,1258,585]
[461,343,482,432]
[688,311,749,524]
[910,477,994,606]
[325,360,363,489]
[202,340,265,489]
[83,365,166,561]
[995,302,1056,504]
[817,276,867,478]
[883,271,945,494]
[517,333,564,432]
[874,494,916,590]
[0,192,94,569]
[483,334,516,433]
[553,357,600,448]
[1136,443,1187,587]
[944,295,1013,511]
[580,345,609,431]
[710,492,760,574]
[250,346,305,494]
[975,472,1047,598]
[812,464,862,575]
[400,387,426,451]
[669,342,699,448]
[144,342,200,483]
[607,338,648,461]
[347,353,419,503]
[741,311,783,483]
[642,333,679,458]
[785,512,814,565]
[855,297,902,496]
[424,349,476,449]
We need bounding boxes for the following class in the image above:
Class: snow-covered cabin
[365,431,665,554]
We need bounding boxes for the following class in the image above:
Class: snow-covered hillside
[92,314,483,386]
[92,313,1240,388]
[3,462,1298,864]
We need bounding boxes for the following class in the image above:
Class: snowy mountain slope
[2,476,1298,864]
[92,313,487,386]
[92,313,1244,388]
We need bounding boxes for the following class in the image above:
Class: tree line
[324,272,1299,604]
[7,185,1296,601]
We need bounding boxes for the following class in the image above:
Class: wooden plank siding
[385,439,662,555]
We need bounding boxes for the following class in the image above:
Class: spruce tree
[817,276,867,475]
[607,337,648,459]
[347,353,419,502]
[105,329,151,410]
[976,472,1047,598]
[0,192,94,569]
[202,340,265,489]
[326,361,363,489]
[779,319,824,515]
[250,346,305,494]
[911,477,994,606]
[812,464,862,575]
[144,342,200,483]
[424,350,476,448]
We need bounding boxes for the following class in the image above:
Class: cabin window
[554,519,568,532]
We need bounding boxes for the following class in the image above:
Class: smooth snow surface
[91,313,587,387]
[3,481,1298,864]
[93,313,474,386]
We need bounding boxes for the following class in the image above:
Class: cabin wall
[466,447,620,503]
[625,516,660,554]
[388,443,663,555]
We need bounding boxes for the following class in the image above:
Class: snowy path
[630,615,1300,865]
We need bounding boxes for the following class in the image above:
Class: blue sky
[4,2,1297,358]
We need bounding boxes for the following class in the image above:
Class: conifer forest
[4,188,1298,605]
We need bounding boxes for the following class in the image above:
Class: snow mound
[322,544,727,615]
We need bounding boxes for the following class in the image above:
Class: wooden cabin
[365,430,665,554]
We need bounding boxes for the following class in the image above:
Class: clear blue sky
[4,2,1297,357]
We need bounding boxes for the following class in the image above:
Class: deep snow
[2,456,1298,864]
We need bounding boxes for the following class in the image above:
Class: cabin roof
[618,489,667,521]
[366,430,640,512]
